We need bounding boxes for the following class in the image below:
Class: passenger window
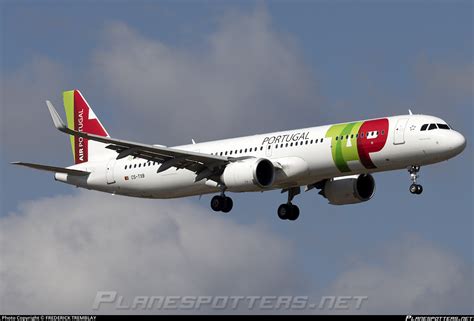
[305,141,308,145]
[125,165,127,170]
[346,135,349,140]
[437,124,450,130]
[361,133,364,137]
[230,151,233,155]
[280,144,284,148]
[335,136,338,141]
[240,149,242,153]
[245,148,248,152]
[260,147,263,151]
[350,134,353,139]
[300,141,303,146]
[286,143,289,147]
[320,138,323,143]
[310,140,313,144]
[268,145,271,149]
[428,124,437,130]
[315,139,319,143]
[382,130,385,135]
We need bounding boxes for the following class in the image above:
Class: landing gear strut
[211,188,233,213]
[408,165,423,195]
[278,187,300,221]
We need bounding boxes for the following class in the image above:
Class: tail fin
[63,90,114,164]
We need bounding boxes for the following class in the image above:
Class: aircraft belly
[116,167,218,199]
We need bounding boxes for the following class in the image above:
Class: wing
[46,101,230,181]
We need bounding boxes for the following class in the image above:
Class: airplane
[12,90,466,221]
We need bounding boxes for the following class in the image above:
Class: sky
[0,0,473,314]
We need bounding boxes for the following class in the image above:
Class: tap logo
[63,90,109,164]
[326,118,389,172]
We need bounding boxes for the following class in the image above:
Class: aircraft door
[393,118,409,145]
[106,159,116,184]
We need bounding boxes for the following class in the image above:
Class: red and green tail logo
[63,90,109,164]
[326,118,389,173]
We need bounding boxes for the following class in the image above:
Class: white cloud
[326,235,473,314]
[0,191,303,314]
[92,8,321,145]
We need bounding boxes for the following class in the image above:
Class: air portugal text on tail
[11,90,466,222]
[63,90,110,164]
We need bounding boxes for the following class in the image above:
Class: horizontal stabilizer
[11,162,90,176]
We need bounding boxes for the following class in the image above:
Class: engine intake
[221,158,275,192]
[320,174,375,205]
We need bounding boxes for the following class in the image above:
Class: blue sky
[1,0,472,314]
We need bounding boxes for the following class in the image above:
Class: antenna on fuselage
[408,109,413,115]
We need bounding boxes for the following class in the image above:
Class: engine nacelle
[320,174,375,205]
[221,158,275,192]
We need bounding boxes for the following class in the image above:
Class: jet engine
[221,158,275,192]
[319,174,375,205]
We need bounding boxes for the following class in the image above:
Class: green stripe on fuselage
[326,121,363,172]
[63,90,75,160]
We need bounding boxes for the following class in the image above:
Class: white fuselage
[56,114,466,198]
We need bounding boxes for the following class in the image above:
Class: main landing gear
[277,187,300,221]
[408,165,423,195]
[211,194,233,213]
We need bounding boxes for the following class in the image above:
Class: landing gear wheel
[288,205,300,221]
[211,196,224,212]
[277,204,300,221]
[211,195,233,212]
[416,184,423,195]
[221,197,233,213]
[409,184,423,195]
[278,204,291,220]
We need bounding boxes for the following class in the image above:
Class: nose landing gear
[408,165,423,195]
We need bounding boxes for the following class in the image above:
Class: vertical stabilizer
[63,90,114,164]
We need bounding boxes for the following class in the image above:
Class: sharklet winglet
[46,100,67,131]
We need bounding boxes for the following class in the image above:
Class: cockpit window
[437,123,450,130]
[420,124,428,131]
[428,124,437,130]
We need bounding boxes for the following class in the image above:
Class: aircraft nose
[451,131,466,154]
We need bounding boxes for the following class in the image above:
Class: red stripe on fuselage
[357,118,389,169]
